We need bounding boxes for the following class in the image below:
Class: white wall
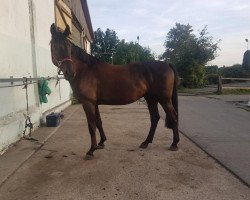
[33,0,71,114]
[0,0,72,153]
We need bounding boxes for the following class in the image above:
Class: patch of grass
[178,87,193,93]
[218,89,250,95]
[71,94,79,105]
[178,86,216,95]
[242,107,250,112]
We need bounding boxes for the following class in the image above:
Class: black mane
[51,26,104,67]
[69,40,104,66]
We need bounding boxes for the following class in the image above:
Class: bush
[205,74,218,85]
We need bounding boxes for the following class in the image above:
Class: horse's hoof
[169,145,178,151]
[96,144,105,149]
[139,142,149,149]
[84,154,94,160]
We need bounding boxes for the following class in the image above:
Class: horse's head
[50,23,75,81]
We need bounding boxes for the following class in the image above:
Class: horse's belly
[99,87,145,105]
[99,98,137,105]
[98,78,148,105]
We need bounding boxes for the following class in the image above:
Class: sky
[88,0,250,67]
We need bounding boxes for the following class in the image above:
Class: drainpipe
[28,0,40,107]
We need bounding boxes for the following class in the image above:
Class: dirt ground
[0,103,249,200]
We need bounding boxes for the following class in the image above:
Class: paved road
[1,103,249,199]
[159,95,250,186]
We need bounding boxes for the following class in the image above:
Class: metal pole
[0,76,64,89]
[0,76,64,83]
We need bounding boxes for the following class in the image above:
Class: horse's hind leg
[159,99,179,151]
[95,105,106,149]
[140,96,160,149]
[82,101,98,160]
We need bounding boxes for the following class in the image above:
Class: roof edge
[80,0,94,41]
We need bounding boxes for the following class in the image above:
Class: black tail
[171,64,178,118]
[165,64,178,128]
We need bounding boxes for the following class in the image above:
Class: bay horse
[50,24,179,160]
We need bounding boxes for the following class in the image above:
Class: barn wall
[33,0,72,115]
[0,0,72,153]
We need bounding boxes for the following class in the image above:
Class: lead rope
[55,76,62,101]
[22,77,37,141]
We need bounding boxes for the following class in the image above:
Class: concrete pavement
[169,95,250,186]
[0,103,249,200]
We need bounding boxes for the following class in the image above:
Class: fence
[217,76,250,93]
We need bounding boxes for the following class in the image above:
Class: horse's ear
[63,25,71,37]
[50,23,57,36]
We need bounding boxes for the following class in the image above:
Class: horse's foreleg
[140,97,160,149]
[95,105,106,149]
[82,102,98,160]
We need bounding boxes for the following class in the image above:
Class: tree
[113,40,154,64]
[161,23,220,88]
[204,65,219,85]
[219,64,246,78]
[91,28,155,64]
[205,65,219,75]
[91,28,119,63]
[242,50,250,73]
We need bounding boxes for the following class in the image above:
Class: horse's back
[131,61,175,97]
[130,60,174,80]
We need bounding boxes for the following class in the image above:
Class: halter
[52,55,73,75]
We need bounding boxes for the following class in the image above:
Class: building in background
[0,0,93,153]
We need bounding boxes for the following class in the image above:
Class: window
[54,0,85,49]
